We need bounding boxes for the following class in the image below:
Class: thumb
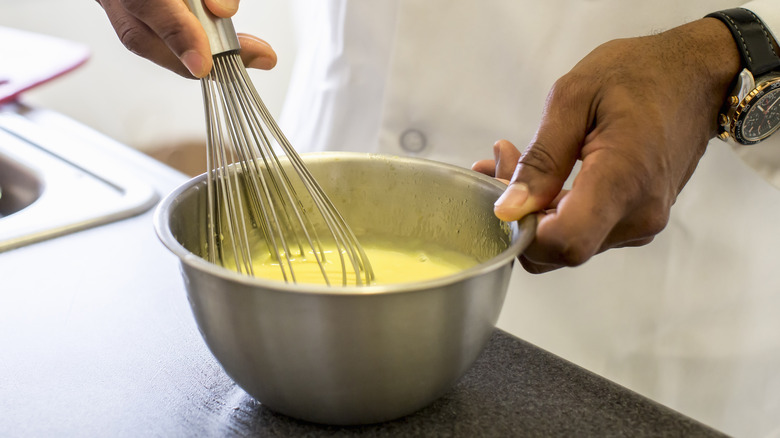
[493,82,591,221]
[204,0,240,18]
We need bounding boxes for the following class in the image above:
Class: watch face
[737,81,780,144]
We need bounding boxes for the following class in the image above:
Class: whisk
[186,0,373,286]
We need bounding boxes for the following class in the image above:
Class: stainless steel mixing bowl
[154,152,535,425]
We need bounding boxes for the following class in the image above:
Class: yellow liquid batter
[224,237,479,285]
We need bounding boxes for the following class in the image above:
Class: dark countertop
[0,108,726,437]
[215,330,726,437]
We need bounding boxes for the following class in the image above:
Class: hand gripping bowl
[154,152,535,425]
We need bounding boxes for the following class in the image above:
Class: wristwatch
[707,8,780,145]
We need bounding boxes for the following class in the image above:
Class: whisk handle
[186,0,241,55]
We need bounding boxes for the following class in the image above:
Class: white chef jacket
[280,1,780,437]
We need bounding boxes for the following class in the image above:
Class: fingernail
[494,182,530,221]
[180,50,209,78]
[214,0,239,14]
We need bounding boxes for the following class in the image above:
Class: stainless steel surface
[155,152,536,425]
[0,141,40,219]
[0,103,158,252]
[185,0,240,55]
[190,5,372,285]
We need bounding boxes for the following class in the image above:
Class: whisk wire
[206,75,256,276]
[203,80,218,265]
[213,56,294,280]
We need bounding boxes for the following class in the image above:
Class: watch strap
[706,8,780,77]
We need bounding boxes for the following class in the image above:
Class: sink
[0,146,41,218]
[0,103,158,252]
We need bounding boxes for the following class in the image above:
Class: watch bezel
[732,76,780,145]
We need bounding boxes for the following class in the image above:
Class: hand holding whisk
[186,0,373,286]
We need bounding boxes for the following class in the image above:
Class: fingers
[522,149,632,268]
[517,117,673,271]
[519,224,656,274]
[98,0,212,77]
[492,140,522,180]
[471,159,496,177]
[493,78,590,223]
[237,34,278,70]
[471,139,521,178]
[128,0,212,77]
[97,0,271,78]
[204,0,239,18]
[493,73,660,271]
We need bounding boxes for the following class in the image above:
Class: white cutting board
[0,26,90,104]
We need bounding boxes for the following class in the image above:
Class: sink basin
[0,103,158,252]
[0,146,41,218]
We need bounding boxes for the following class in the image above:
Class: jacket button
[399,129,427,153]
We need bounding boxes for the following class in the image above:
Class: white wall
[1,0,296,153]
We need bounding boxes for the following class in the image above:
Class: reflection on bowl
[154,152,534,425]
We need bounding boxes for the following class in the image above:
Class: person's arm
[473,15,749,274]
[95,0,276,77]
